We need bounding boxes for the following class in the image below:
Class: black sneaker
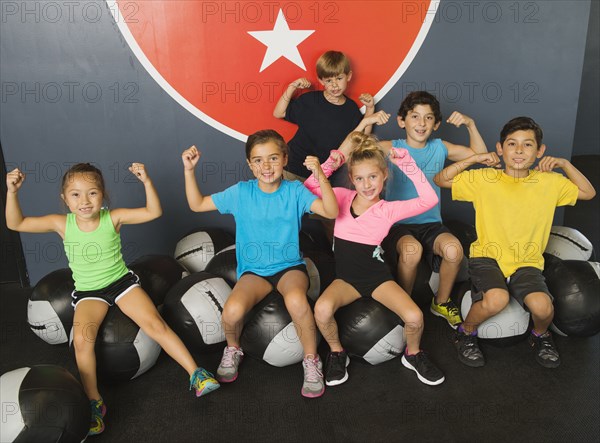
[324,350,350,386]
[454,330,485,367]
[401,351,445,385]
[528,331,561,368]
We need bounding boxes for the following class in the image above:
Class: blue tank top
[385,138,447,224]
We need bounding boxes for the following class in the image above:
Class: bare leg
[71,300,109,400]
[277,270,319,356]
[461,289,510,334]
[396,235,422,294]
[372,281,424,355]
[313,279,361,352]
[432,233,463,303]
[118,287,198,376]
[524,292,554,334]
[221,274,272,347]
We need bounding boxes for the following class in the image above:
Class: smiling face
[496,129,546,177]
[247,141,288,191]
[398,104,441,148]
[61,172,104,221]
[319,71,352,102]
[349,159,387,203]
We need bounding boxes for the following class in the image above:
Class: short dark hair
[397,91,442,123]
[245,129,288,159]
[500,116,543,146]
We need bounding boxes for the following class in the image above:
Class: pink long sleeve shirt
[304,149,439,246]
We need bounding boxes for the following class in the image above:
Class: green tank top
[64,209,129,291]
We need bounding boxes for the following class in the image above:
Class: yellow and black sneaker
[88,398,106,436]
[430,297,462,329]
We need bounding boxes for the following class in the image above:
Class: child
[181,129,338,398]
[434,116,596,368]
[304,132,445,387]
[380,91,488,329]
[5,163,219,436]
[273,50,376,183]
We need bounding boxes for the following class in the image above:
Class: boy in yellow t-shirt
[434,116,596,368]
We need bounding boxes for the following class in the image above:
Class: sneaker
[189,367,220,397]
[401,351,445,386]
[301,354,325,398]
[430,297,462,329]
[454,330,485,367]
[325,350,350,386]
[528,331,561,368]
[88,398,106,436]
[216,346,244,383]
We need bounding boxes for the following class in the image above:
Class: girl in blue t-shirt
[181,129,338,398]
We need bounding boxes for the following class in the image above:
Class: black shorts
[242,264,308,290]
[334,237,394,298]
[468,257,552,308]
[71,270,140,308]
[383,222,450,272]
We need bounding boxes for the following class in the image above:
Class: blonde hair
[347,132,388,174]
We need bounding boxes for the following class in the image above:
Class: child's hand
[6,168,25,193]
[129,163,150,183]
[364,110,391,126]
[328,150,345,170]
[389,147,408,160]
[303,156,322,175]
[475,152,501,167]
[182,146,201,170]
[291,78,311,89]
[359,93,375,110]
[535,156,568,172]
[447,111,474,128]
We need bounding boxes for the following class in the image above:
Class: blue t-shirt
[212,179,317,279]
[385,138,447,224]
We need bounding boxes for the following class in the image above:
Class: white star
[248,9,315,72]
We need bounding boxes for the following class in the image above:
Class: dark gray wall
[574,0,600,156]
[0,1,593,284]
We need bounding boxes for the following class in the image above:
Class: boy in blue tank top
[380,91,488,328]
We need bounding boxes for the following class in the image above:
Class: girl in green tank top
[6,162,219,436]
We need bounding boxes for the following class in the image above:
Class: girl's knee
[144,315,169,336]
[403,308,424,332]
[222,301,246,325]
[284,292,310,317]
[314,299,335,323]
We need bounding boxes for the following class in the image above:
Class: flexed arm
[388,148,438,216]
[536,156,596,200]
[5,168,64,234]
[111,163,163,227]
[303,150,346,197]
[445,112,488,161]
[181,146,218,212]
[434,152,501,189]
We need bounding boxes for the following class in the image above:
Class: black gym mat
[1,283,598,443]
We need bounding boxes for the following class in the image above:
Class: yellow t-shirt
[452,169,578,277]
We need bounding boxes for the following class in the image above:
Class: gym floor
[1,282,598,443]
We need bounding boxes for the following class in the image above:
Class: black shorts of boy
[468,257,552,309]
[241,264,308,290]
[334,238,394,298]
[383,222,451,273]
[71,270,140,309]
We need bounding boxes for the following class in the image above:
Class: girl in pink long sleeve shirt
[303,132,445,388]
